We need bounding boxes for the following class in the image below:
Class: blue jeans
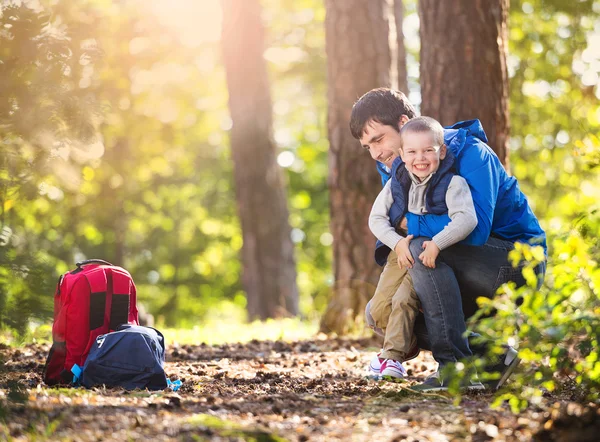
[407,236,546,367]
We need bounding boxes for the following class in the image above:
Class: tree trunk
[419,0,510,169]
[221,0,298,320]
[320,0,391,335]
[393,0,409,95]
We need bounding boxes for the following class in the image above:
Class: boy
[366,116,478,382]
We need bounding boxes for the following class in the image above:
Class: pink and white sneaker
[367,353,384,378]
[380,359,407,382]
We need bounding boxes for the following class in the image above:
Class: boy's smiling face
[399,131,447,181]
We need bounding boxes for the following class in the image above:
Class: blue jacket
[375,119,546,265]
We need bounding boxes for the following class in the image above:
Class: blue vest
[374,150,456,266]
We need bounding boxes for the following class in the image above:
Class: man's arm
[453,137,497,243]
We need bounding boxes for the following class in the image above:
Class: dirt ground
[1,338,599,441]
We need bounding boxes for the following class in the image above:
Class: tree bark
[419,0,510,169]
[320,0,391,335]
[394,0,409,95]
[221,0,298,320]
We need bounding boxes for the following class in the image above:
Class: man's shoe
[380,359,407,382]
[412,372,446,392]
[482,346,521,390]
[495,346,520,390]
[412,372,485,392]
[464,376,486,391]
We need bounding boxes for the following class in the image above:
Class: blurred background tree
[221,0,298,320]
[319,0,391,335]
[419,0,510,166]
[0,0,599,343]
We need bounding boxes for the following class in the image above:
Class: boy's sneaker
[367,343,420,379]
[368,353,384,378]
[412,372,485,392]
[380,359,407,382]
[368,342,420,373]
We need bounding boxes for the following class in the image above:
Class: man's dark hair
[349,88,418,139]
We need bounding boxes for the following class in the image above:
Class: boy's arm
[431,176,478,250]
[368,180,405,251]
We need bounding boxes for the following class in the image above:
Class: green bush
[471,218,600,410]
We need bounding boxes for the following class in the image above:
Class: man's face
[399,131,447,181]
[359,118,405,169]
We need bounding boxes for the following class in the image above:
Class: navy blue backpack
[80,324,168,390]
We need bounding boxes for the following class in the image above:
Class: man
[350,88,546,391]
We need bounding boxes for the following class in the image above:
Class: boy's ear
[398,114,410,129]
[439,144,447,160]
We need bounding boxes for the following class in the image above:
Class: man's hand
[394,235,414,269]
[419,241,440,268]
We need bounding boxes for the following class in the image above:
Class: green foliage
[471,223,600,410]
[509,0,600,222]
[1,0,332,333]
[459,0,600,410]
[0,1,101,333]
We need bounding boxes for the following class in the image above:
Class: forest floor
[1,337,599,441]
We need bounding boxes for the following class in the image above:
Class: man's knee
[408,237,428,266]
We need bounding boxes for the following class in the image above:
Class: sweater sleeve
[431,176,478,250]
[368,180,405,251]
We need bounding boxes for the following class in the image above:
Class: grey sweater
[368,173,477,252]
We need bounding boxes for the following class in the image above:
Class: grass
[186,413,289,442]
[162,317,320,346]
[0,317,321,348]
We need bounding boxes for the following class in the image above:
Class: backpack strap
[84,268,108,293]
[84,268,109,331]
[109,268,132,330]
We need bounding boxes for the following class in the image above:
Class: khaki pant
[366,251,419,362]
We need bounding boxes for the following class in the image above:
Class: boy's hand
[394,235,414,269]
[419,241,440,268]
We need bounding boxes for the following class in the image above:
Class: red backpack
[43,260,139,385]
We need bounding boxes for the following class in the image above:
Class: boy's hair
[350,88,418,139]
[399,116,445,150]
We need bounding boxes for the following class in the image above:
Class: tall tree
[419,0,510,168]
[320,0,391,334]
[221,0,298,320]
[393,0,409,94]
